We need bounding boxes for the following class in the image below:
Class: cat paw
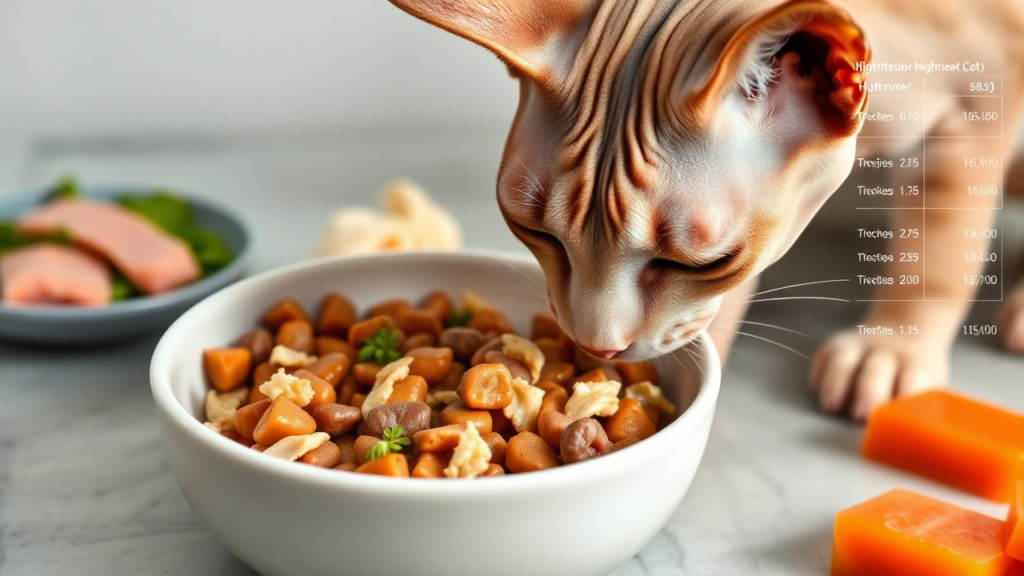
[998,281,1024,354]
[809,329,950,421]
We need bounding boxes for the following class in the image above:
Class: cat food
[200,290,678,478]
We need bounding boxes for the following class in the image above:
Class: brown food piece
[334,462,358,472]
[482,350,531,383]
[438,328,487,363]
[406,347,454,385]
[317,293,357,337]
[303,353,351,386]
[539,385,569,415]
[614,360,660,386]
[397,308,443,337]
[220,429,255,448]
[439,399,493,434]
[275,320,315,354]
[469,336,504,366]
[538,410,573,450]
[334,435,358,468]
[506,432,560,473]
[292,369,338,412]
[337,376,360,406]
[251,444,268,453]
[315,336,358,360]
[388,375,429,404]
[611,436,641,452]
[489,408,515,435]
[468,308,515,335]
[412,424,465,453]
[300,439,341,468]
[530,313,563,341]
[399,333,436,355]
[311,403,362,435]
[604,398,656,443]
[363,402,432,438]
[234,399,272,441]
[573,348,622,382]
[411,453,449,478]
[250,361,275,392]
[643,407,660,428]
[351,393,367,411]
[539,362,576,386]
[253,396,317,446]
[458,363,514,409]
[354,435,382,466]
[355,453,410,477]
[560,418,613,464]
[236,329,273,365]
[348,316,400,347]
[203,348,253,392]
[482,463,505,476]
[352,363,382,387]
[367,299,411,321]
[417,290,453,322]
[263,298,309,329]
[481,431,508,466]
[533,337,570,363]
[432,361,466,392]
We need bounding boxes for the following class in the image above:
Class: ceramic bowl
[0,184,253,346]
[150,250,720,576]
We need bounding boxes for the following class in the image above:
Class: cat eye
[649,251,737,276]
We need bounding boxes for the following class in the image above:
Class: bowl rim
[150,250,721,496]
[0,183,255,319]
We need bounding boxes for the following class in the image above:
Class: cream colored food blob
[503,377,545,433]
[269,345,317,368]
[625,381,677,417]
[362,357,414,417]
[565,380,622,420]
[262,432,331,461]
[461,291,491,314]
[426,390,460,409]
[259,369,315,408]
[204,387,249,431]
[444,421,492,479]
[314,180,461,258]
[501,334,545,384]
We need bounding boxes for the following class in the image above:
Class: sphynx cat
[385,0,1024,420]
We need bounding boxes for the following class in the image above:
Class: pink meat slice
[1,244,112,306]
[16,199,200,295]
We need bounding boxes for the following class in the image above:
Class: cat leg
[707,274,759,365]
[811,111,1011,420]
[998,154,1024,352]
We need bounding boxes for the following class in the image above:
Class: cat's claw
[809,329,949,421]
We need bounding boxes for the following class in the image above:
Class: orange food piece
[203,348,253,392]
[614,360,660,386]
[263,298,309,329]
[862,390,1024,501]
[1008,481,1024,561]
[830,488,1022,576]
[368,298,411,321]
[315,335,358,359]
[604,398,656,443]
[397,308,443,337]
[348,315,398,347]
[292,369,337,412]
[16,199,199,295]
[417,291,452,321]
[411,453,448,478]
[303,353,351,386]
[458,363,513,409]
[234,399,271,441]
[533,337,569,363]
[468,307,515,335]
[275,320,315,354]
[1,245,111,306]
[412,424,464,453]
[317,293,357,337]
[252,396,316,446]
[388,375,428,404]
[355,453,410,477]
[506,431,560,473]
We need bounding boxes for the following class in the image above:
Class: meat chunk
[1,244,111,306]
[17,199,199,294]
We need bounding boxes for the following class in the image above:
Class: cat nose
[579,345,622,360]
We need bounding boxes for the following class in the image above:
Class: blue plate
[0,184,253,346]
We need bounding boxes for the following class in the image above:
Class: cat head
[388,0,869,360]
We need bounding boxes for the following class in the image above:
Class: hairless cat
[385,0,1024,420]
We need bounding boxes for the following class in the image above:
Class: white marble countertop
[1,131,1022,575]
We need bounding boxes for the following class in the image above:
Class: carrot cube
[830,489,1022,576]
[1008,481,1024,561]
[862,390,1024,502]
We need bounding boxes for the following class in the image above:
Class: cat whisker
[734,320,818,341]
[716,296,849,310]
[724,278,851,303]
[705,326,811,360]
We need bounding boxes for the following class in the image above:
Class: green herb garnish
[358,327,402,365]
[43,176,82,201]
[365,426,410,461]
[110,270,142,301]
[0,221,72,255]
[447,310,475,328]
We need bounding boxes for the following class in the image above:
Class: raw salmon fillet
[1,244,112,306]
[17,199,200,294]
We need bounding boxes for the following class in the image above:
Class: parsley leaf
[357,327,402,365]
[447,309,475,328]
[43,176,82,202]
[0,221,72,255]
[365,426,411,461]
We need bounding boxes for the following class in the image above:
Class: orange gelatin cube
[862,390,1024,502]
[830,489,1022,576]
[1008,481,1024,561]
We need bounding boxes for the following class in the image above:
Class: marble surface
[1,131,1023,575]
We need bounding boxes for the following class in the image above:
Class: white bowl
[150,250,721,576]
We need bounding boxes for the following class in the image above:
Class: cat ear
[387,0,592,82]
[687,0,870,138]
